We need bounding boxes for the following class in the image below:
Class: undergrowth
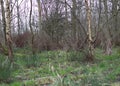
[0,55,13,83]
[0,48,120,86]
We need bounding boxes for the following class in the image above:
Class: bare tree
[111,0,119,45]
[1,0,7,44]
[17,0,21,35]
[29,0,35,55]
[103,0,112,55]
[5,0,14,62]
[85,0,94,61]
[36,0,42,31]
[71,0,77,41]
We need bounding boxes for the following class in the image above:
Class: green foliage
[79,73,109,86]
[0,44,8,55]
[0,55,12,82]
[52,73,109,86]
[67,51,84,62]
[10,82,22,86]
[23,55,39,68]
[38,67,53,76]
[106,66,120,81]
[52,75,75,86]
[1,48,120,85]
[16,54,40,68]
[24,80,35,86]
[0,83,9,86]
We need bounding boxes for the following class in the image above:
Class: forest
[0,0,120,86]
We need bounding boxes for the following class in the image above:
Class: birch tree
[1,0,7,44]
[85,0,94,61]
[17,0,21,35]
[5,0,14,62]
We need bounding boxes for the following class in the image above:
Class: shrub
[14,31,30,48]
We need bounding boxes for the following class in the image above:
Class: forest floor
[0,47,120,86]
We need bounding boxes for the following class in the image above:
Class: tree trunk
[71,0,77,41]
[5,0,14,62]
[103,0,112,55]
[36,0,42,31]
[111,0,119,45]
[98,0,101,30]
[85,0,94,61]
[1,0,7,44]
[65,0,68,21]
[17,0,21,35]
[29,0,35,55]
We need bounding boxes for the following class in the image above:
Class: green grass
[0,55,13,82]
[0,48,120,86]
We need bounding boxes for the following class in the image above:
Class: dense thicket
[0,0,120,61]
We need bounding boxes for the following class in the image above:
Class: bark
[85,0,94,61]
[17,0,21,35]
[71,0,77,41]
[64,0,68,28]
[98,0,101,30]
[112,0,118,32]
[103,0,112,55]
[5,0,14,62]
[43,0,48,20]
[36,0,42,31]
[111,0,119,45]
[29,0,35,55]
[1,0,7,44]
